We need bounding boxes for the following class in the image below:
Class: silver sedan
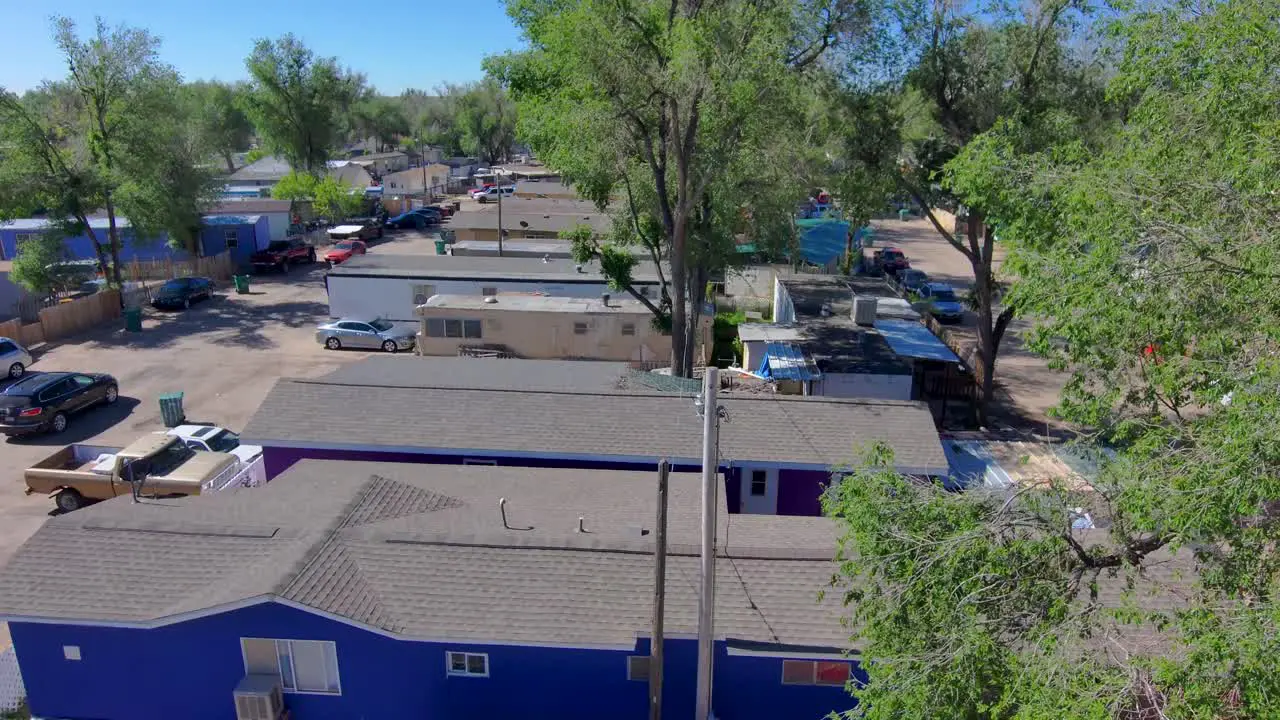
[316,318,416,353]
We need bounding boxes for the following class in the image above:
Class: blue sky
[0,0,526,94]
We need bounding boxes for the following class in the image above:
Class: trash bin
[434,239,447,255]
[899,208,910,221]
[158,392,185,428]
[233,274,250,294]
[123,307,143,332]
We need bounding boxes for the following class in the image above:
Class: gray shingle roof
[0,461,845,648]
[242,362,950,474]
[227,156,293,182]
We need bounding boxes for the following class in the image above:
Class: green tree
[271,171,363,220]
[454,79,516,164]
[242,34,364,174]
[825,0,1280,716]
[416,84,467,157]
[352,95,410,153]
[493,0,856,376]
[8,232,69,296]
[184,81,253,172]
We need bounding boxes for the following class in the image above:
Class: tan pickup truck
[25,433,240,512]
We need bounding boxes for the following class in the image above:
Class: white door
[739,468,778,514]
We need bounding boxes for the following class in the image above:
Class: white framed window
[224,229,239,249]
[447,651,489,677]
[750,470,768,497]
[14,233,38,248]
[781,659,849,687]
[573,322,589,335]
[621,323,636,336]
[63,645,81,661]
[627,656,650,681]
[242,638,341,695]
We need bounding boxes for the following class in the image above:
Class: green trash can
[434,239,447,255]
[899,208,911,221]
[233,274,250,294]
[158,392,185,428]
[123,307,143,332]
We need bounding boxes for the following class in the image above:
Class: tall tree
[53,17,164,286]
[184,81,253,172]
[493,0,859,376]
[824,0,1280,717]
[242,34,364,174]
[454,79,516,164]
[352,95,410,153]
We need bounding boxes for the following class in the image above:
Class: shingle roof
[227,156,293,182]
[241,360,950,474]
[0,461,845,648]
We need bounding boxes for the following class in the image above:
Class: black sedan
[151,277,214,310]
[0,372,119,436]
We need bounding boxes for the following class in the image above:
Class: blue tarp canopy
[757,342,822,381]
[874,319,961,363]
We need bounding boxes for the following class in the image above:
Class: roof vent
[853,295,878,326]
[542,254,550,263]
[483,296,498,304]
[601,292,610,307]
[575,264,584,273]
[577,516,590,533]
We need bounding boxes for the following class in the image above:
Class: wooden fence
[124,252,235,282]
[0,289,120,346]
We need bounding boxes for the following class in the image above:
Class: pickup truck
[25,433,240,512]
[166,424,263,464]
[251,238,316,273]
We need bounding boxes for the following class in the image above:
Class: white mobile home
[324,254,664,327]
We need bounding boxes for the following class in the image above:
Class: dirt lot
[869,217,1068,430]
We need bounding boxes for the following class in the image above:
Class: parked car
[150,276,214,310]
[873,247,911,276]
[385,208,441,230]
[166,424,263,465]
[919,282,965,323]
[24,434,239,512]
[316,318,416,353]
[0,371,119,436]
[475,185,515,203]
[897,269,930,295]
[469,183,495,198]
[0,337,33,380]
[325,239,368,265]
[251,238,317,273]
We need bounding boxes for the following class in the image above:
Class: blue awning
[757,342,822,381]
[874,319,961,363]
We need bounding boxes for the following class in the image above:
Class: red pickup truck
[251,238,316,273]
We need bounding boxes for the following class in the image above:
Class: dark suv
[0,372,119,436]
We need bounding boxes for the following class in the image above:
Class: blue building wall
[10,601,856,720]
[198,215,268,266]
[0,215,267,269]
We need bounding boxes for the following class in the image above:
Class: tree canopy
[824,0,1280,717]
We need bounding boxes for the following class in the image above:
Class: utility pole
[496,170,504,257]
[650,459,670,720]
[696,368,719,720]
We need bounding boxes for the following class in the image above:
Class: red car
[874,247,911,276]
[325,239,367,265]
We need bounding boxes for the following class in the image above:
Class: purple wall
[777,469,834,516]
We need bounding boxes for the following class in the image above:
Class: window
[481,287,498,297]
[242,638,341,695]
[639,285,652,298]
[0,340,16,354]
[573,322,589,335]
[750,470,768,497]
[224,229,239,249]
[63,645,81,661]
[444,319,464,338]
[72,375,94,388]
[446,651,488,677]
[426,318,445,337]
[412,284,437,306]
[429,319,482,339]
[621,323,636,337]
[463,458,497,466]
[781,660,850,687]
[627,656,650,681]
[14,233,38,248]
[463,320,482,339]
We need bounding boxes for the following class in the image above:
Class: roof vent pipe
[499,497,511,529]
[577,516,588,533]
[601,292,610,307]
[575,264,584,273]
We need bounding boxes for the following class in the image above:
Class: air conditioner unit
[853,296,878,326]
[234,674,286,720]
